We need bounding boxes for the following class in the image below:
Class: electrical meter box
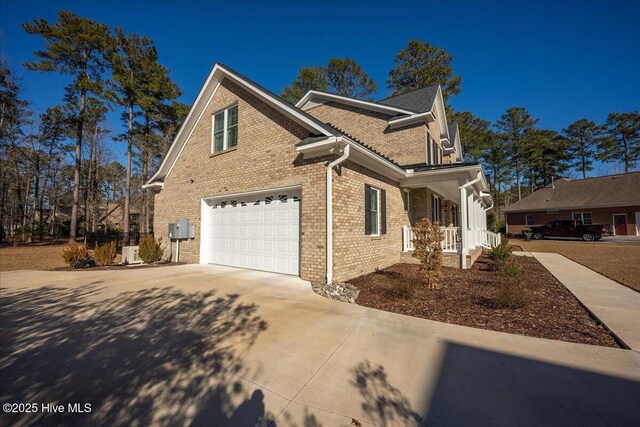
[169,218,190,239]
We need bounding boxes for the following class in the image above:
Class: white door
[204,189,300,275]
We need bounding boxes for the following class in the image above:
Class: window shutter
[364,184,371,235]
[427,135,432,164]
[381,189,387,234]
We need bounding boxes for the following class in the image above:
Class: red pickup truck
[529,220,609,241]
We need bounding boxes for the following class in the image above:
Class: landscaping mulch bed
[52,262,185,271]
[348,254,620,347]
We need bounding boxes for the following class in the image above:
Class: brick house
[504,172,640,236]
[144,63,498,283]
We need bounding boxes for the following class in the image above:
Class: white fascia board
[145,64,222,186]
[141,181,164,190]
[297,90,415,115]
[388,111,435,129]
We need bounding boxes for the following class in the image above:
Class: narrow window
[582,212,592,225]
[402,189,411,212]
[525,215,534,226]
[431,194,441,223]
[365,185,386,236]
[213,112,225,152]
[212,104,238,153]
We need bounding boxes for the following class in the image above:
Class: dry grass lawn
[0,244,69,272]
[514,239,640,292]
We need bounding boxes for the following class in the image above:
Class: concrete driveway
[1,265,639,427]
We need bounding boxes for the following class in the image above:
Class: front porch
[398,163,500,268]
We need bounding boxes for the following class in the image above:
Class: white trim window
[369,187,380,236]
[402,189,411,212]
[212,104,238,153]
[525,214,534,226]
[572,212,592,225]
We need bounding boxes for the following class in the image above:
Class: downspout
[459,171,482,269]
[326,143,350,284]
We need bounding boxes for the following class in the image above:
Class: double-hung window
[572,212,592,225]
[365,184,386,236]
[525,215,534,226]
[212,104,238,153]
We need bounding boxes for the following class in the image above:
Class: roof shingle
[503,172,640,212]
[377,85,440,113]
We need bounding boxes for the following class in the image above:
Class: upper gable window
[212,104,238,153]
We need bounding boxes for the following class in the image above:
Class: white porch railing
[479,229,501,249]
[402,226,460,253]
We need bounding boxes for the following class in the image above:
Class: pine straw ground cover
[348,254,620,348]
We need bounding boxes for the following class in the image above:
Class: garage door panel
[204,189,301,275]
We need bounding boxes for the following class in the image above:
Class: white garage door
[203,189,300,275]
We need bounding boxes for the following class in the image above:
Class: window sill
[369,235,382,240]
[210,146,238,158]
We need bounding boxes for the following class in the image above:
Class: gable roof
[378,84,440,113]
[504,172,640,212]
[295,90,414,116]
[144,63,339,188]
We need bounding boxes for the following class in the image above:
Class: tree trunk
[621,135,629,174]
[580,144,587,179]
[69,90,86,243]
[123,103,133,245]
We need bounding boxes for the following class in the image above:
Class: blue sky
[2,0,639,173]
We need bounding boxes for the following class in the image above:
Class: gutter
[459,171,483,269]
[481,192,494,212]
[326,142,350,284]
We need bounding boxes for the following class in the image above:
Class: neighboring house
[504,172,640,236]
[98,203,140,232]
[144,63,498,283]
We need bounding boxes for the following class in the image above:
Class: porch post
[459,185,468,267]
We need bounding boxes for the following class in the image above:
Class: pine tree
[23,11,112,242]
[495,107,539,200]
[598,112,640,173]
[387,40,462,101]
[563,119,601,178]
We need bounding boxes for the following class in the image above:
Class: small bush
[489,235,512,264]
[62,244,90,266]
[74,257,97,269]
[94,242,117,266]
[139,236,164,264]
[493,283,528,309]
[500,262,524,278]
[412,218,445,288]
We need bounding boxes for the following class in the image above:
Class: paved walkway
[1,266,640,426]
[532,252,640,351]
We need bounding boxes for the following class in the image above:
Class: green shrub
[489,235,512,263]
[94,242,117,266]
[500,262,524,278]
[62,244,90,266]
[138,236,164,264]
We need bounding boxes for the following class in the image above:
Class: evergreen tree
[562,119,601,178]
[387,40,462,101]
[598,112,640,173]
[23,11,112,242]
[495,107,539,200]
[281,66,327,104]
[326,58,377,100]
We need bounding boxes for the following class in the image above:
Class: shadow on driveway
[0,283,273,426]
